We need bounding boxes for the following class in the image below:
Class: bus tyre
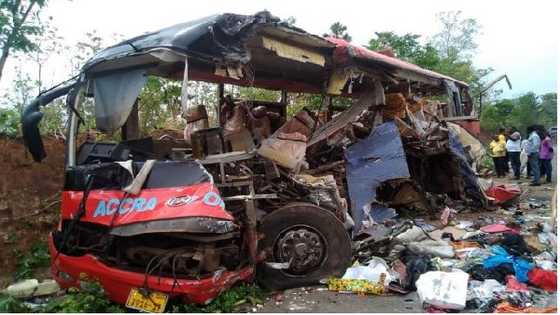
[257,203,352,290]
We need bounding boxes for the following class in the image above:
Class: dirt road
[255,177,557,313]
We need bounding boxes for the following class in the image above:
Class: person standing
[527,125,542,186]
[497,128,509,174]
[498,128,507,142]
[489,134,507,177]
[506,131,522,180]
[539,132,554,183]
[521,138,530,177]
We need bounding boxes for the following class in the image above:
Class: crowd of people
[489,125,554,186]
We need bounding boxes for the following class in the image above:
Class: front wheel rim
[273,225,327,276]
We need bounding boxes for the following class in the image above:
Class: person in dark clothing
[489,134,507,177]
[497,128,509,174]
[539,132,554,183]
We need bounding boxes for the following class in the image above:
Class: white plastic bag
[416,270,469,310]
[342,256,393,285]
[407,240,455,258]
[467,279,505,301]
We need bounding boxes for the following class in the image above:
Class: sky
[0,0,557,100]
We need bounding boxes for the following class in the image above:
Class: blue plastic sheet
[483,245,534,283]
[345,122,410,233]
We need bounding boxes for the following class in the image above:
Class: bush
[42,282,125,313]
[0,108,20,137]
[169,283,265,313]
[15,242,51,281]
[0,294,31,313]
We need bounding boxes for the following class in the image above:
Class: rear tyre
[257,203,352,290]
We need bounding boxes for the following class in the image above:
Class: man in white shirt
[520,139,530,177]
[526,125,542,186]
[506,131,522,180]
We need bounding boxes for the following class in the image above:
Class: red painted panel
[61,182,233,226]
[49,236,254,305]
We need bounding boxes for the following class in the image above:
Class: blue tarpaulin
[483,245,534,283]
[345,122,410,233]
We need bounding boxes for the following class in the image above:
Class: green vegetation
[0,282,125,313]
[169,283,266,313]
[7,244,265,313]
[366,11,492,95]
[42,282,125,313]
[0,107,19,136]
[0,293,32,313]
[324,22,352,41]
[0,0,49,83]
[0,281,265,313]
[1,5,554,141]
[481,92,557,135]
[15,242,50,281]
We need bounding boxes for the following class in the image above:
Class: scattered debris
[6,9,554,314]
[486,184,522,205]
[416,270,470,310]
[2,279,59,299]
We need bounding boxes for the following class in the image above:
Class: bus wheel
[257,203,352,290]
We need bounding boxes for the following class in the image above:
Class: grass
[169,283,266,313]
[0,282,125,313]
[42,282,126,313]
[14,242,51,281]
[2,279,266,313]
[0,294,32,313]
[481,154,494,171]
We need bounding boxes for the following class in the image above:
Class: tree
[137,76,181,134]
[0,0,48,83]
[31,23,63,92]
[537,92,557,129]
[69,30,104,75]
[480,92,556,136]
[368,32,421,59]
[324,22,352,41]
[430,11,481,61]
[511,92,539,134]
[480,98,513,131]
[366,30,491,93]
[3,62,33,109]
[367,31,441,69]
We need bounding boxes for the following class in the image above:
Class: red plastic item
[480,224,519,234]
[485,184,521,205]
[528,268,557,292]
[495,302,557,313]
[48,236,254,305]
[506,275,529,292]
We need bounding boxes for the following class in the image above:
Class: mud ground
[0,137,65,288]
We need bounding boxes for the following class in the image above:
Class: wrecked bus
[21,11,485,311]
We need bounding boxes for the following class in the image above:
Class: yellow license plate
[125,288,168,313]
